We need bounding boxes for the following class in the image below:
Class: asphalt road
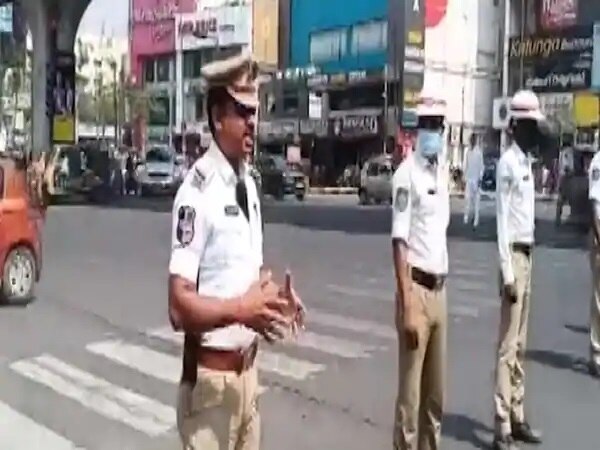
[0,193,598,450]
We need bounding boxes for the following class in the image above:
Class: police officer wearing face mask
[391,93,450,450]
[493,90,546,450]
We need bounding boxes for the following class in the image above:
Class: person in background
[463,133,484,228]
[556,143,574,225]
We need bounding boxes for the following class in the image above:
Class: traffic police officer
[392,93,449,450]
[168,50,304,450]
[493,90,544,450]
[586,150,600,378]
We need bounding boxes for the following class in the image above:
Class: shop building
[496,0,600,149]
[258,0,503,186]
[128,0,252,151]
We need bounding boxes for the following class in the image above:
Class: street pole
[383,63,388,155]
[500,0,511,152]
[112,60,118,148]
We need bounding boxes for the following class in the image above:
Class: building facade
[259,0,503,185]
[497,0,600,150]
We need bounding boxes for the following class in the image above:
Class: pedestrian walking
[391,91,449,450]
[463,133,484,228]
[586,151,600,378]
[493,90,545,450]
[167,50,305,450]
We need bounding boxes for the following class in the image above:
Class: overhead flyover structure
[21,0,91,160]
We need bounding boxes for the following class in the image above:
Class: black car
[255,154,306,201]
[481,160,497,192]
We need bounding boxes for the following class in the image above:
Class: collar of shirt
[201,142,249,186]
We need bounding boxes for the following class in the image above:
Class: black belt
[411,267,446,291]
[511,242,532,256]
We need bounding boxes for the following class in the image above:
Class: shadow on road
[442,413,492,449]
[526,349,591,376]
[564,323,590,335]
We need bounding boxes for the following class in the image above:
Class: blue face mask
[417,130,444,158]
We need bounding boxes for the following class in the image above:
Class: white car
[138,146,184,197]
[358,154,394,205]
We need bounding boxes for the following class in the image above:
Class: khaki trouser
[589,237,600,371]
[177,364,260,450]
[394,280,447,450]
[494,248,532,436]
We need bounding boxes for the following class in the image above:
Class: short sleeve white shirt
[169,143,263,350]
[588,151,600,220]
[391,153,450,275]
[495,143,535,285]
[464,146,484,181]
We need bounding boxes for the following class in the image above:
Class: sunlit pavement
[0,196,597,449]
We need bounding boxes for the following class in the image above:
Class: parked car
[255,154,306,201]
[0,157,44,303]
[358,154,394,205]
[138,146,184,196]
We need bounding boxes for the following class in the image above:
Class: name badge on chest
[224,205,240,216]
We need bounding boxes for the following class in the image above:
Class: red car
[0,157,44,303]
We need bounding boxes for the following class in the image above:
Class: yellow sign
[53,115,75,143]
[574,92,599,127]
[407,30,423,46]
[252,0,279,66]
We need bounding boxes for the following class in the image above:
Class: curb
[450,191,557,202]
[308,187,358,195]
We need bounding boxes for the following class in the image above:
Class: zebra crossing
[0,305,399,449]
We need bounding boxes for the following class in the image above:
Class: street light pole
[500,0,511,152]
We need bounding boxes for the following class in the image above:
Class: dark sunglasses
[232,100,256,119]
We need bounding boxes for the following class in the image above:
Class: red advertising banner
[539,0,578,31]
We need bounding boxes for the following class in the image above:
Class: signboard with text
[177,5,250,51]
[52,52,76,144]
[538,0,578,32]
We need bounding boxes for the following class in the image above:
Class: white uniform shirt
[391,153,450,275]
[496,143,535,285]
[169,142,263,351]
[463,146,484,181]
[588,151,600,220]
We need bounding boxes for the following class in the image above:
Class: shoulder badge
[593,168,600,182]
[176,206,196,246]
[395,187,409,212]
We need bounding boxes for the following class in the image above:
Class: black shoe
[511,421,542,444]
[492,435,519,450]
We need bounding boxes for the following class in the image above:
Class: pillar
[22,0,90,159]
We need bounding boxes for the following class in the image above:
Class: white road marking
[307,308,396,339]
[87,340,269,395]
[326,283,391,302]
[287,331,379,358]
[87,340,180,384]
[148,327,325,381]
[327,284,482,318]
[0,401,82,449]
[10,355,175,437]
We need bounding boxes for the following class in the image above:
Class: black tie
[236,179,249,221]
